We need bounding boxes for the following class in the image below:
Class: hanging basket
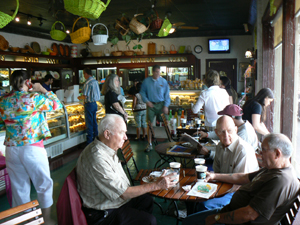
[70,17,91,44]
[129,14,150,35]
[64,0,111,19]
[0,0,19,29]
[50,21,67,41]
[91,23,108,45]
[150,10,163,30]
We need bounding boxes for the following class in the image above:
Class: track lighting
[27,17,32,25]
[11,10,47,26]
[15,16,20,22]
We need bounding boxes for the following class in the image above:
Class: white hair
[263,133,293,158]
[98,114,124,135]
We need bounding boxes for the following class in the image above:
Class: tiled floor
[0,136,182,225]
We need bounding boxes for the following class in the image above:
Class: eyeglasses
[216,129,235,136]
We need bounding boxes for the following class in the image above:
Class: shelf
[44,133,67,145]
[49,124,66,129]
[71,130,86,138]
[47,114,64,120]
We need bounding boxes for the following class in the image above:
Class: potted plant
[133,44,143,55]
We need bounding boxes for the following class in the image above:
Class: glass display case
[170,90,201,108]
[65,103,86,137]
[45,105,68,145]
[96,101,105,123]
[124,98,135,125]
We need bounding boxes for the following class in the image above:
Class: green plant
[109,36,119,47]
[133,44,143,50]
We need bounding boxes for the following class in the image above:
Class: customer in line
[140,65,170,152]
[102,74,128,121]
[197,104,259,158]
[76,114,176,225]
[220,76,238,104]
[132,82,147,140]
[183,133,299,225]
[78,68,101,145]
[187,115,259,215]
[192,70,230,131]
[0,70,63,225]
[242,87,274,136]
[41,74,54,92]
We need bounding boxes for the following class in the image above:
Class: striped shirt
[76,138,130,210]
[83,77,101,103]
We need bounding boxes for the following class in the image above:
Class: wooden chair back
[161,113,173,142]
[0,200,43,225]
[280,195,300,225]
[148,120,158,146]
[120,140,140,185]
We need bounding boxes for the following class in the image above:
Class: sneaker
[144,144,153,152]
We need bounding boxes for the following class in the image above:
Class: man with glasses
[183,133,299,225]
[187,115,259,214]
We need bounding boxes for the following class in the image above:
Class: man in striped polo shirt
[79,68,101,145]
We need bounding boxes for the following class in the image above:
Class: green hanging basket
[64,0,111,19]
[50,21,67,41]
[0,0,19,29]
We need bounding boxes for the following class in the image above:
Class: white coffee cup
[169,162,181,183]
[196,165,207,181]
[194,158,205,165]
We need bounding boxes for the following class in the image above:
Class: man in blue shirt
[140,65,170,152]
[42,74,53,91]
[78,68,101,145]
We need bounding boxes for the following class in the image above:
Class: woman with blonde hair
[102,74,128,121]
[192,70,230,131]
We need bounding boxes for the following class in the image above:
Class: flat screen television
[208,38,230,54]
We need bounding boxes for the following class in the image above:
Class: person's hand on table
[146,101,154,108]
[204,171,215,182]
[197,144,210,157]
[193,131,208,139]
[155,170,177,189]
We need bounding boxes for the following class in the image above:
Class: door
[206,59,237,91]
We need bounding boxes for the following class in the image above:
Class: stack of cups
[181,118,187,128]
[169,162,181,185]
[196,165,207,182]
[196,119,201,128]
[71,45,77,58]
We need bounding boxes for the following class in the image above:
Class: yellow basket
[0,0,19,29]
[70,17,91,44]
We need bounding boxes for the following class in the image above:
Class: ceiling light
[15,16,20,22]
[66,30,70,34]
[27,16,31,25]
[169,27,175,34]
[245,49,253,58]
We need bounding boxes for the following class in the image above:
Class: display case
[96,101,106,123]
[124,98,135,125]
[65,103,86,137]
[170,90,201,107]
[45,105,68,145]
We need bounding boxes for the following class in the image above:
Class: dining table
[140,168,233,223]
[154,142,202,168]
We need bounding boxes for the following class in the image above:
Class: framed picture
[238,62,251,82]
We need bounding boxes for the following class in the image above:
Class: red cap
[218,104,243,116]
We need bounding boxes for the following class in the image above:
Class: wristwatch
[215,214,221,222]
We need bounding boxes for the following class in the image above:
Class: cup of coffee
[194,158,205,166]
[196,165,207,181]
[181,118,187,128]
[196,119,201,128]
[169,162,181,183]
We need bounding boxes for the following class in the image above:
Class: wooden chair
[148,120,158,146]
[281,195,300,225]
[161,113,180,142]
[56,168,88,225]
[0,200,44,225]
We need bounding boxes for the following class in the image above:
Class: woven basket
[50,21,67,41]
[64,0,111,19]
[0,0,19,29]
[129,14,150,35]
[70,17,91,44]
[124,46,134,56]
[9,46,19,53]
[150,10,163,30]
[0,35,9,51]
[91,51,102,57]
[169,44,177,54]
[111,45,122,56]
[136,50,144,55]
[104,48,110,56]
[91,23,108,45]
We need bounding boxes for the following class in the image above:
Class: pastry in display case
[170,90,201,107]
[45,107,68,145]
[65,103,86,135]
[96,101,105,123]
[124,98,135,125]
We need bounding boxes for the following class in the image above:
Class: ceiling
[0,0,256,43]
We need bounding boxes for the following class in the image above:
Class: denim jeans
[134,110,147,128]
[84,102,98,144]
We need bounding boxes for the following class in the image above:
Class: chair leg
[154,199,164,215]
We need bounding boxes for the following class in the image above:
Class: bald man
[188,116,259,214]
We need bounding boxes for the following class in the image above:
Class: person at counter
[220,76,238,104]
[128,79,140,96]
[41,74,54,92]
[242,88,274,136]
[77,114,176,225]
[102,74,128,121]
[140,65,170,152]
[183,133,299,225]
[192,70,230,131]
[78,68,101,145]
[0,70,63,225]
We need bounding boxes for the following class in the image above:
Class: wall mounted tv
[208,38,230,54]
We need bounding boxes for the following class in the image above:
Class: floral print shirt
[0,90,63,146]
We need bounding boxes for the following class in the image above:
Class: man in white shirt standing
[192,70,230,131]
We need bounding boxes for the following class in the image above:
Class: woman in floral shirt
[0,70,62,225]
